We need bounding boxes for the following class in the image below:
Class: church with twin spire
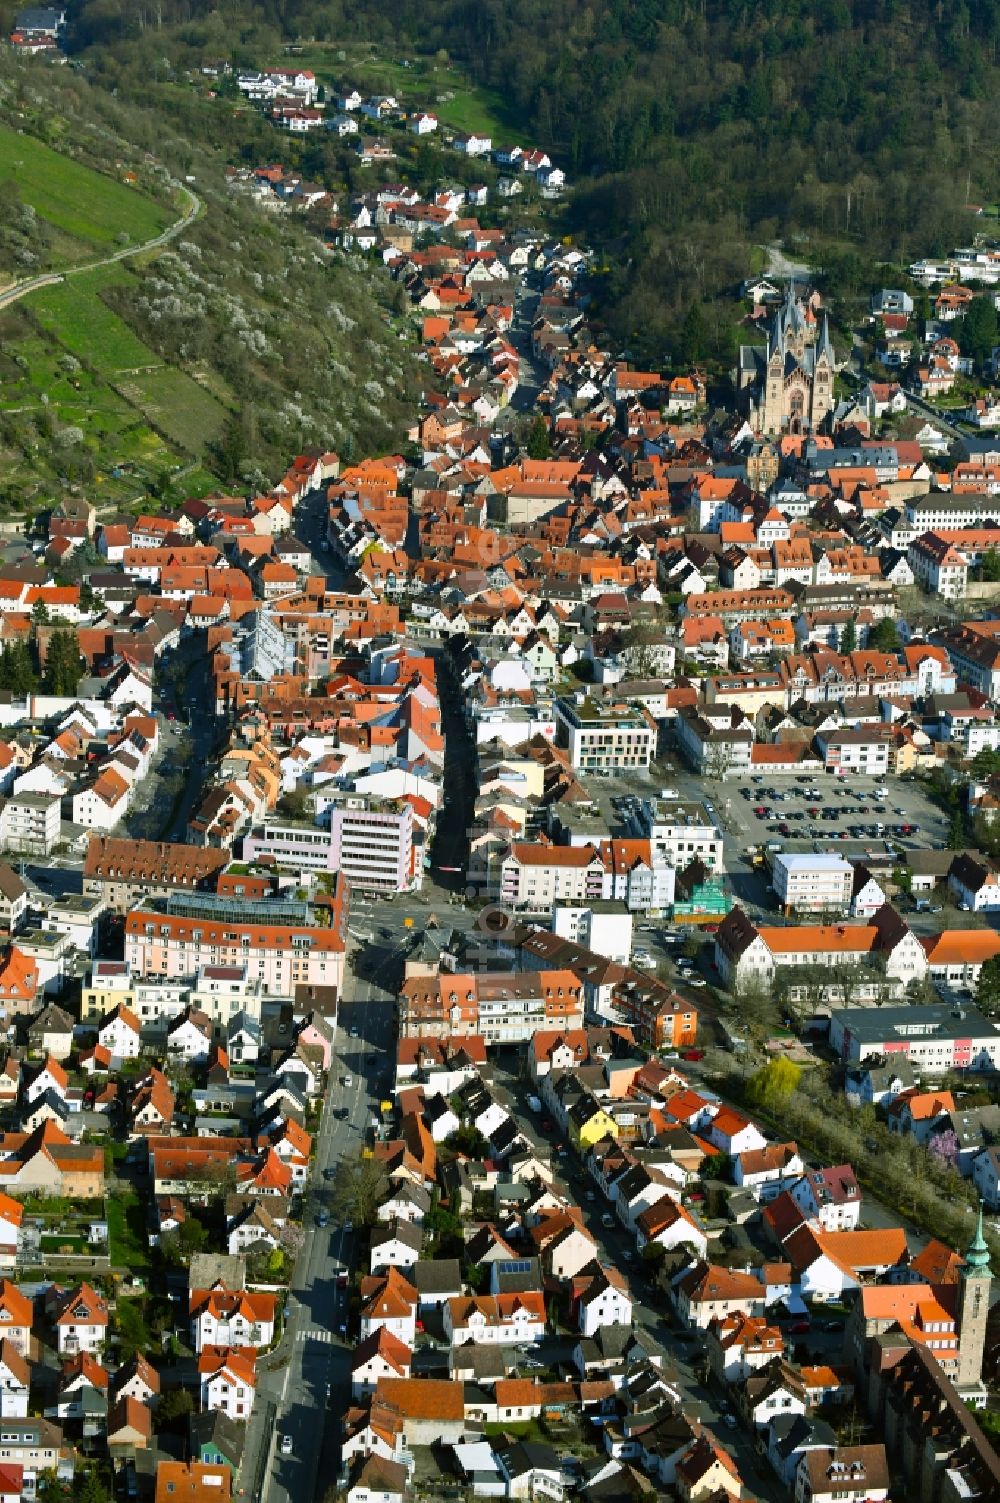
[738,281,836,436]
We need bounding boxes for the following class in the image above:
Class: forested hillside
[64,0,1000,358]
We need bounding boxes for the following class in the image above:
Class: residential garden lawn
[0,124,169,264]
[114,366,230,454]
[107,1188,150,1270]
[483,1419,547,1441]
[31,266,161,374]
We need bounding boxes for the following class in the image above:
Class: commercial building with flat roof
[828,1002,1000,1073]
[773,853,853,915]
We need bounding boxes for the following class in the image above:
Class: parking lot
[717,772,951,865]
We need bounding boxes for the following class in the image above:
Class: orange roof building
[155,1462,232,1503]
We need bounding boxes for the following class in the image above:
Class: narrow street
[123,642,219,842]
[509,283,545,413]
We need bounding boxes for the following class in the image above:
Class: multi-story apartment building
[83,836,229,916]
[629,798,724,872]
[935,624,1000,700]
[553,695,656,772]
[124,882,348,998]
[815,726,891,776]
[497,840,676,916]
[399,968,584,1043]
[0,793,61,856]
[674,705,754,779]
[601,839,676,913]
[498,843,606,912]
[81,960,264,1034]
[907,533,969,599]
[607,976,699,1049]
[773,854,853,915]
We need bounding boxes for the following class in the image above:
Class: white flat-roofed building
[554,695,656,772]
[242,821,333,872]
[0,793,60,855]
[630,798,724,872]
[243,797,418,893]
[552,902,633,964]
[773,853,853,915]
[330,798,415,894]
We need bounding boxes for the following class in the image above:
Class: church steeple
[965,1203,992,1276]
[817,312,834,365]
[768,306,785,362]
[956,1200,993,1391]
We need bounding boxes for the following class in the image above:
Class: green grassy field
[32,266,162,373]
[0,124,169,263]
[114,366,229,453]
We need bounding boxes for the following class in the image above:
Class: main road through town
[238,945,399,1503]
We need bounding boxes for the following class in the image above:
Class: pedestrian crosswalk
[296,1327,334,1343]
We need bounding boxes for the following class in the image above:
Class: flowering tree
[928,1128,959,1171]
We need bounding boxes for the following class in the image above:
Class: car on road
[788,1319,811,1335]
[324,1167,337,1179]
[688,977,707,987]
[316,1210,329,1227]
[350,1027,359,1038]
[280,1435,293,1457]
[585,1191,596,1202]
[342,1075,353,1088]
[723,1415,738,1429]
[601,1213,614,1228]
